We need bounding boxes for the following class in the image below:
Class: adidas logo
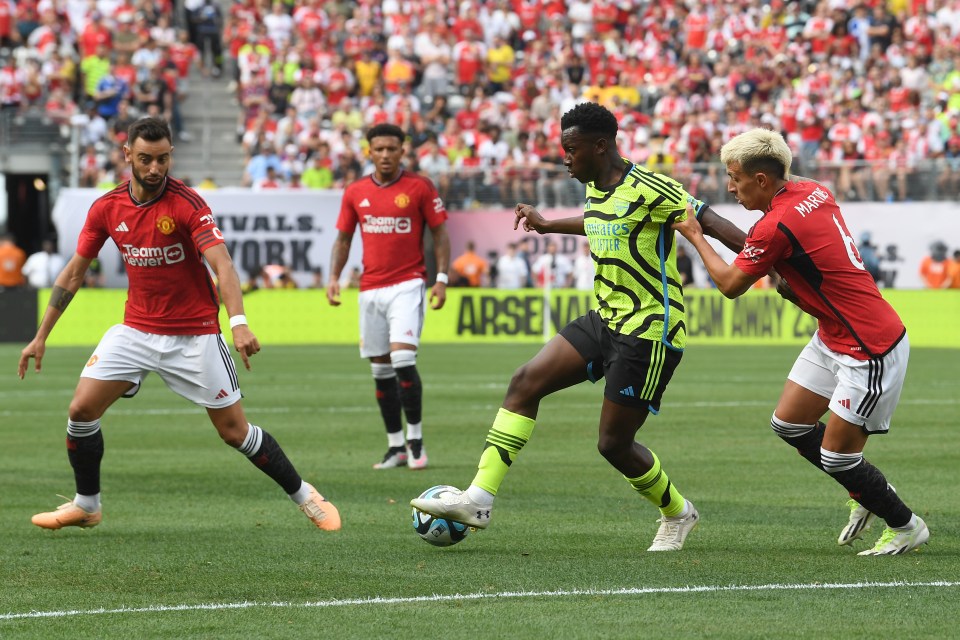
[839,398,851,410]
[619,386,636,398]
[359,198,371,207]
[214,388,230,400]
[115,221,129,232]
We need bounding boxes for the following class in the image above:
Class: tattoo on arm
[49,286,74,312]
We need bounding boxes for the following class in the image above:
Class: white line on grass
[2,397,957,419]
[2,581,958,621]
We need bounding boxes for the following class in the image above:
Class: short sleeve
[649,186,691,225]
[734,216,789,276]
[76,203,110,260]
[336,187,359,233]
[189,205,225,253]
[420,178,448,229]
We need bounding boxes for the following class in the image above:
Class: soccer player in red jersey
[19,118,340,532]
[327,123,450,471]
[673,128,929,556]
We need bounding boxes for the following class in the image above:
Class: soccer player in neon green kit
[413,102,745,550]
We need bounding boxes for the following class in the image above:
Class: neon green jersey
[582,160,698,350]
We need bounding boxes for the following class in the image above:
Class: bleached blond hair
[720,128,792,179]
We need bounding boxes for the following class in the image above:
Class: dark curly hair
[366,123,406,144]
[560,102,618,140]
[127,117,172,147]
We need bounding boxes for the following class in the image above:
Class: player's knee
[596,424,635,462]
[770,413,817,439]
[390,349,417,370]
[596,434,621,462]
[68,400,100,424]
[371,362,395,380]
[820,448,863,475]
[215,418,249,448]
[506,363,540,400]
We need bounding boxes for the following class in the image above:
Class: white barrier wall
[53,187,362,288]
[440,202,960,290]
[53,189,960,289]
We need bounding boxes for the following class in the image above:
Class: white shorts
[358,278,425,358]
[787,332,909,433]
[80,324,242,409]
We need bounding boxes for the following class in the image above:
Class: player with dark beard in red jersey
[673,128,928,556]
[327,123,450,471]
[20,117,340,532]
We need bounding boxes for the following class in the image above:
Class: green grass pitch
[1,343,957,638]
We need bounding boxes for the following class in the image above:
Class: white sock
[387,431,405,448]
[466,485,495,507]
[893,514,918,531]
[74,493,100,512]
[237,423,262,457]
[664,500,692,519]
[406,421,423,441]
[288,480,312,505]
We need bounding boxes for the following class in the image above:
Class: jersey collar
[767,183,789,212]
[370,169,403,188]
[128,177,169,208]
[591,159,632,193]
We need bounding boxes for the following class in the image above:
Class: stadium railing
[2,120,958,209]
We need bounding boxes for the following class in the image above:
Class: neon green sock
[471,408,536,496]
[624,450,686,517]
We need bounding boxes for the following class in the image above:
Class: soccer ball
[412,485,469,547]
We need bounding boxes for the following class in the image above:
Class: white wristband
[229,314,248,329]
[435,273,449,284]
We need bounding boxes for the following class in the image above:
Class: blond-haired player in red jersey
[327,123,450,471]
[19,118,340,532]
[673,128,929,556]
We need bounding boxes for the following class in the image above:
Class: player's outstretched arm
[696,204,747,253]
[514,203,585,235]
[19,254,91,379]
[673,215,758,299]
[205,244,260,370]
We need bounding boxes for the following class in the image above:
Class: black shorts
[559,310,683,411]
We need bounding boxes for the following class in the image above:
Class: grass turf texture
[1,343,957,638]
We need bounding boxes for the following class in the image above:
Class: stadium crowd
[2,0,960,208]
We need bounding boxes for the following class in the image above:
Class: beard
[132,167,166,196]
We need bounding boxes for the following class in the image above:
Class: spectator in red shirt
[78,12,112,59]
[0,0,17,48]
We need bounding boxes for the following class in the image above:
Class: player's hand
[231,325,260,370]
[774,273,800,305]
[430,282,446,310]
[326,280,341,306]
[514,203,547,234]
[18,338,45,379]
[672,204,704,241]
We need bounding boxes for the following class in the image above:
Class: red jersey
[336,170,447,291]
[78,24,111,58]
[734,181,904,359]
[685,11,709,49]
[514,0,540,30]
[0,1,13,39]
[169,42,198,78]
[76,178,225,335]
